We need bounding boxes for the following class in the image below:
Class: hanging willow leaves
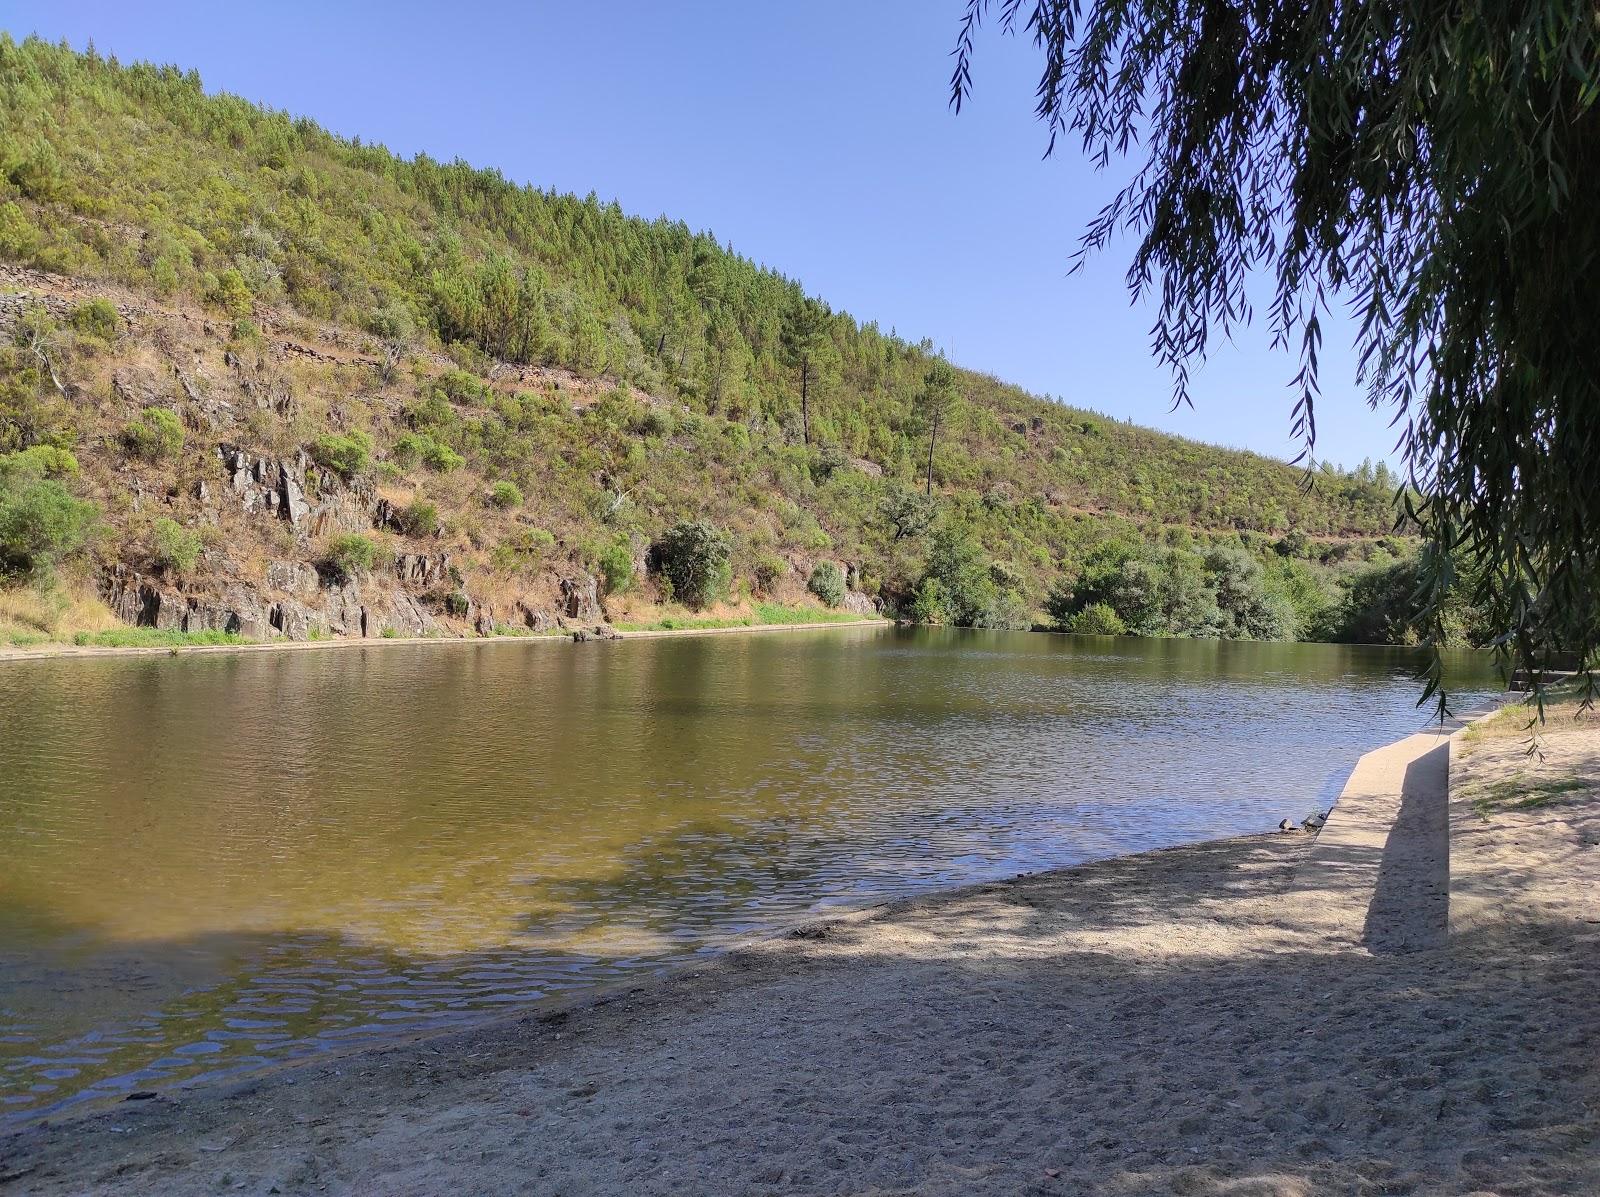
[951,1,1600,713]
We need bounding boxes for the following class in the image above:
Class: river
[0,627,1498,1122]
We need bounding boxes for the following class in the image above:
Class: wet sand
[3,716,1596,1195]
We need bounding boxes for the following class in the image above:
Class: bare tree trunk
[925,414,938,497]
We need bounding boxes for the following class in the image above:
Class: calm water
[0,628,1497,1122]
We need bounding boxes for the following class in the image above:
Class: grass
[1469,775,1592,820]
[614,602,873,633]
[1462,684,1598,745]
[71,628,251,649]
[1,580,122,646]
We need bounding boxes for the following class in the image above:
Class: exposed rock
[265,560,319,596]
[472,604,496,636]
[560,574,601,621]
[848,456,884,478]
[102,569,268,638]
[840,590,878,617]
[110,366,170,409]
[282,474,311,526]
[218,443,313,524]
[515,601,554,632]
[269,599,324,641]
[394,552,453,588]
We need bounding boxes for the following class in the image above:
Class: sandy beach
[3,706,1597,1196]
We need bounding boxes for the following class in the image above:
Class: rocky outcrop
[217,443,374,536]
[104,561,444,642]
[515,601,555,632]
[394,552,454,588]
[560,573,601,622]
[103,569,271,638]
[840,590,878,617]
[219,444,313,525]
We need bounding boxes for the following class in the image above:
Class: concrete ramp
[1288,705,1499,952]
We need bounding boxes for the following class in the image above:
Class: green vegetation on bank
[0,38,1481,647]
[70,627,249,648]
[614,603,871,634]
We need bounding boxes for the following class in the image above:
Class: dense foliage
[951,1,1600,695]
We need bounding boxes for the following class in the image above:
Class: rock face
[840,590,878,617]
[217,443,371,536]
[104,564,443,643]
[103,569,271,638]
[394,553,454,588]
[560,574,601,622]
[515,601,554,632]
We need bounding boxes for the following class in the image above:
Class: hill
[0,36,1421,647]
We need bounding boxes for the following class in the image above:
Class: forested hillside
[0,37,1443,647]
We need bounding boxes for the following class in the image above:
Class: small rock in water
[1278,818,1300,833]
[1302,812,1328,831]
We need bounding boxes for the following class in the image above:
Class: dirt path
[3,723,1597,1196]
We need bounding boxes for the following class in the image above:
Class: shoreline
[0,616,890,664]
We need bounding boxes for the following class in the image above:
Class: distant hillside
[0,36,1423,648]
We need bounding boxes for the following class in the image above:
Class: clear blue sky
[6,1,1400,470]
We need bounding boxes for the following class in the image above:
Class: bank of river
[0,629,1499,1128]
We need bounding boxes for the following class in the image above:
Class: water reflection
[0,628,1496,1119]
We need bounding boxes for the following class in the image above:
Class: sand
[3,715,1597,1196]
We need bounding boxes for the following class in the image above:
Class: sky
[5,1,1402,469]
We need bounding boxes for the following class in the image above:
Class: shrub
[488,480,524,509]
[492,526,556,572]
[807,561,847,607]
[651,520,732,610]
[1068,602,1127,636]
[394,498,439,538]
[423,441,465,472]
[211,268,252,317]
[1043,578,1077,631]
[322,533,377,583]
[121,406,184,461]
[310,430,372,480]
[444,590,470,617]
[0,453,97,579]
[151,517,201,575]
[393,431,463,472]
[69,299,120,345]
[753,553,788,594]
[597,535,633,595]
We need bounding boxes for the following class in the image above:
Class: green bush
[488,480,524,509]
[753,553,788,594]
[0,450,97,579]
[393,431,464,472]
[597,535,633,594]
[120,406,184,461]
[310,430,373,480]
[1043,577,1076,631]
[651,520,732,610]
[151,517,201,575]
[1067,601,1127,636]
[69,299,120,345]
[492,526,556,572]
[807,560,847,607]
[395,498,439,538]
[322,533,377,583]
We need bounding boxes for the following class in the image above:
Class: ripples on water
[0,628,1497,1120]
